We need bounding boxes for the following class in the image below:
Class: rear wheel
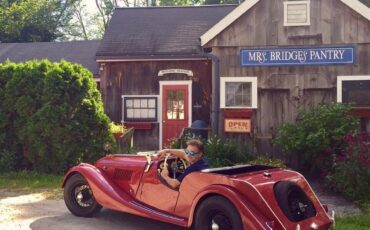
[194,196,242,230]
[64,174,102,217]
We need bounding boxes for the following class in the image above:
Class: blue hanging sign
[240,46,355,66]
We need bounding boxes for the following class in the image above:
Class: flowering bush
[109,122,125,134]
[275,103,359,173]
[319,133,370,202]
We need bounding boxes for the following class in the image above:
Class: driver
[157,139,209,189]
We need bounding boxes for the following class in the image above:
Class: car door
[137,161,179,213]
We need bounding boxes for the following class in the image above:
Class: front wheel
[194,196,243,230]
[64,174,102,217]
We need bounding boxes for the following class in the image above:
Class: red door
[162,85,189,147]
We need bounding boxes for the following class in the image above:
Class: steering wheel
[158,156,189,176]
[158,155,189,178]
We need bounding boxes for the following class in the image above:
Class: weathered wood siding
[205,0,370,154]
[99,60,212,150]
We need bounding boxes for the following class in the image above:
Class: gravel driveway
[0,184,361,230]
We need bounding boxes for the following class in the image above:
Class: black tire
[194,195,243,230]
[274,181,316,222]
[64,174,102,217]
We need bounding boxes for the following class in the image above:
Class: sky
[83,0,99,14]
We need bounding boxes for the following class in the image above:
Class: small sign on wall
[224,119,251,133]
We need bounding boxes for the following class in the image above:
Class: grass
[336,201,370,230]
[336,213,370,230]
[0,171,62,189]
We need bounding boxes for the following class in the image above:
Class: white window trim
[283,1,311,27]
[159,80,192,148]
[337,75,370,103]
[121,95,160,123]
[220,77,258,109]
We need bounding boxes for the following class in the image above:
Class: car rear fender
[187,184,268,229]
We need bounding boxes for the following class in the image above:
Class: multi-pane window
[338,76,370,107]
[225,82,252,107]
[166,90,185,120]
[221,77,257,108]
[284,1,310,26]
[123,97,157,122]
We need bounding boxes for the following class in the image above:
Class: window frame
[121,95,159,122]
[283,0,311,27]
[220,77,258,109]
[337,75,370,108]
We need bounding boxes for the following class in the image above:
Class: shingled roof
[96,5,237,59]
[0,40,101,75]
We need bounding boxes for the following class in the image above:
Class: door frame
[159,80,192,148]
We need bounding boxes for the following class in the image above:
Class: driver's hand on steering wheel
[157,149,169,159]
[161,165,169,178]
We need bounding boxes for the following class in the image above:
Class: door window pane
[166,90,185,120]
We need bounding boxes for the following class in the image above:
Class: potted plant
[110,122,125,141]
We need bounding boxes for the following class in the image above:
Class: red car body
[63,153,334,230]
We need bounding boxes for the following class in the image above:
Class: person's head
[185,139,204,163]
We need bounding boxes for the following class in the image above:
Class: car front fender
[62,163,188,227]
[62,163,137,210]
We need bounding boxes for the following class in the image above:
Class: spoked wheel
[194,196,242,230]
[64,174,102,217]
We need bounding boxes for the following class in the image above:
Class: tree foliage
[359,0,370,7]
[0,0,78,42]
[0,60,115,174]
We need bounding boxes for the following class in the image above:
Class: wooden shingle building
[98,0,370,151]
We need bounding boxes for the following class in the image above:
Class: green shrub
[275,103,359,173]
[204,136,254,168]
[248,156,287,168]
[169,135,254,167]
[0,60,115,174]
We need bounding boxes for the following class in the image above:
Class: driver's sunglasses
[184,149,198,157]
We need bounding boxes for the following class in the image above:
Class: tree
[0,0,78,42]
[359,0,370,7]
[63,1,102,40]
[203,0,239,5]
[0,60,115,173]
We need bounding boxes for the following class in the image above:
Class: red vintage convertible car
[63,152,335,230]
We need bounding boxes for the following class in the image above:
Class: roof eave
[200,0,260,47]
[340,0,370,21]
[96,53,208,62]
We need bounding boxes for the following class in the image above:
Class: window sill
[349,108,370,118]
[124,122,155,130]
[224,109,254,118]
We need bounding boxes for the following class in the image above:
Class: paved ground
[0,190,185,230]
[309,181,362,217]
[0,183,362,230]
